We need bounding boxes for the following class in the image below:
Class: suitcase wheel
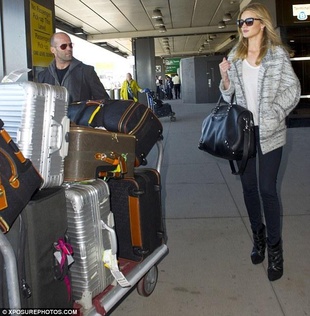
[136,265,158,297]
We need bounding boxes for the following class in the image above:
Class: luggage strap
[101,221,131,288]
[88,105,101,125]
[95,152,128,178]
[54,239,74,302]
[86,100,105,125]
[228,117,253,175]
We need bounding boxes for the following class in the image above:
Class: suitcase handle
[49,117,70,158]
[86,99,106,107]
[101,220,117,255]
[59,116,70,158]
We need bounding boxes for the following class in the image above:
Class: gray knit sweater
[220,45,301,154]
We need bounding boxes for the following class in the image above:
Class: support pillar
[0,0,30,80]
[133,38,156,105]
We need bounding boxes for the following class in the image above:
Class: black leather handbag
[0,119,43,233]
[198,95,256,175]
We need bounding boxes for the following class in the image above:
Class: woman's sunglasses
[237,18,261,28]
[58,43,74,50]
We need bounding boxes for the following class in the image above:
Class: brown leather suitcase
[68,99,163,165]
[64,126,137,181]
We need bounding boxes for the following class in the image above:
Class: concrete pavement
[111,99,310,316]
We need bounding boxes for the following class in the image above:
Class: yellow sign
[30,1,54,67]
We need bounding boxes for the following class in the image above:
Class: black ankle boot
[267,239,283,281]
[251,224,266,264]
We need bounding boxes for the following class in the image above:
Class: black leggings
[239,127,282,245]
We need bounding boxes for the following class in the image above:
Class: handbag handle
[0,122,27,211]
[212,93,236,115]
[0,148,20,189]
[0,148,20,211]
[0,126,29,189]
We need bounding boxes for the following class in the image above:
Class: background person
[219,2,300,281]
[120,73,145,102]
[172,74,181,99]
[165,75,174,100]
[38,32,109,103]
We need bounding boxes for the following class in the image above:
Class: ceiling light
[100,42,108,47]
[209,34,217,39]
[218,21,226,29]
[73,27,84,35]
[159,26,167,33]
[155,18,165,26]
[223,13,232,22]
[152,9,163,19]
[113,48,120,53]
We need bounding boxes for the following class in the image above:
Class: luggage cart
[0,230,21,309]
[146,90,176,122]
[75,244,168,315]
[73,139,168,315]
[1,140,168,315]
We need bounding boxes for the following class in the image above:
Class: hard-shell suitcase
[65,179,115,307]
[1,187,72,308]
[64,126,137,181]
[68,99,163,165]
[0,82,70,188]
[108,168,165,261]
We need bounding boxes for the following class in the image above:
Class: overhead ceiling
[54,0,245,58]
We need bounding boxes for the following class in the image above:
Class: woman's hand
[219,57,231,90]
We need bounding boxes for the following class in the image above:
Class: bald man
[38,32,109,103]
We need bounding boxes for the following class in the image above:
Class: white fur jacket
[220,45,301,154]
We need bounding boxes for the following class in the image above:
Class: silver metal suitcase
[0,82,69,188]
[64,179,116,308]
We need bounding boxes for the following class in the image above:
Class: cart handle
[0,231,21,308]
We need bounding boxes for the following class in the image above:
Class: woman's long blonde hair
[233,2,284,65]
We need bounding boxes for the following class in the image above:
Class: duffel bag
[68,99,163,165]
[0,119,43,233]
